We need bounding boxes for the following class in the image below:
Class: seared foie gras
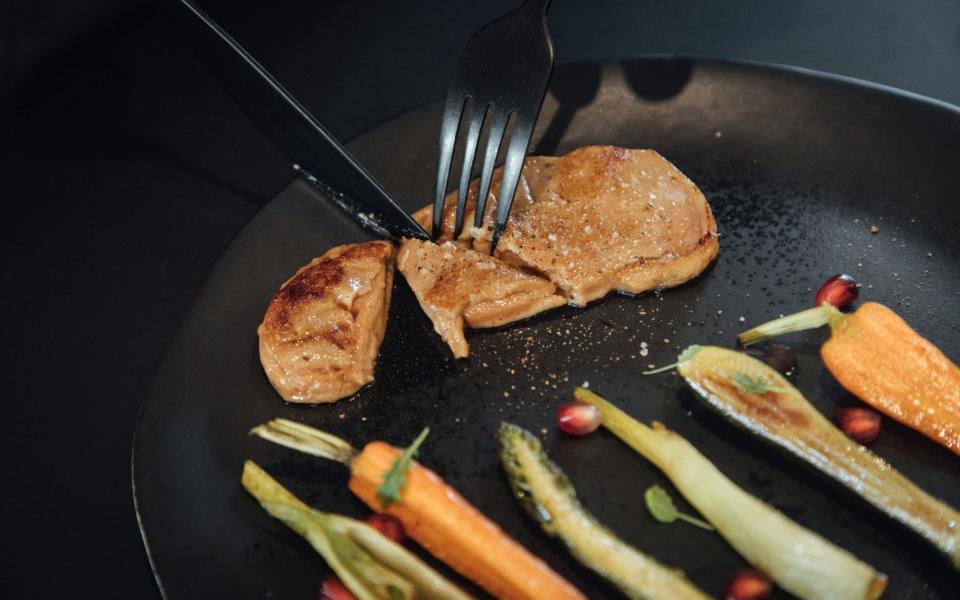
[258,241,395,403]
[414,146,718,306]
[397,238,565,358]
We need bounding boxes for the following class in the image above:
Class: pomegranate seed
[745,345,798,376]
[367,513,406,543]
[834,407,882,444]
[557,401,602,436]
[724,569,772,600]
[814,274,859,308]
[318,577,356,600]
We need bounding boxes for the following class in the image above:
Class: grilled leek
[673,344,960,568]
[241,460,473,600]
[575,388,887,600]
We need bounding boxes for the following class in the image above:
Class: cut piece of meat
[413,145,719,306]
[397,238,565,358]
[258,241,395,403]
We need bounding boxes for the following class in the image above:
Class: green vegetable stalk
[498,422,711,600]
[668,345,960,569]
[241,460,472,600]
[575,387,888,600]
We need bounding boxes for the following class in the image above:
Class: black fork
[431,0,554,251]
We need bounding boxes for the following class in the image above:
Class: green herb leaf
[643,345,704,375]
[644,485,676,522]
[377,427,430,508]
[730,372,782,394]
[644,485,714,531]
[678,345,703,363]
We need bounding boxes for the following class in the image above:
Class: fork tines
[431,0,554,252]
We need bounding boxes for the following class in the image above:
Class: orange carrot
[351,441,584,600]
[251,419,585,600]
[739,302,960,455]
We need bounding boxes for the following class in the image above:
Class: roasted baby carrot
[739,301,960,455]
[251,419,586,600]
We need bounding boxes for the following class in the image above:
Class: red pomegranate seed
[557,401,602,436]
[834,407,882,444]
[367,513,406,544]
[724,569,772,600]
[745,344,798,376]
[814,274,859,308]
[761,345,798,375]
[318,577,356,600]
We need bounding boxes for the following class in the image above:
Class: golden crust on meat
[396,238,565,358]
[258,241,394,403]
[413,145,718,306]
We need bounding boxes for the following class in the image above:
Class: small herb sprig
[377,427,430,508]
[729,372,786,395]
[642,345,704,375]
[644,485,714,530]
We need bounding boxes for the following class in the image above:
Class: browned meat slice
[258,241,394,403]
[397,238,565,358]
[414,146,719,306]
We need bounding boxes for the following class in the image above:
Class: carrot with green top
[250,419,586,600]
[739,301,960,455]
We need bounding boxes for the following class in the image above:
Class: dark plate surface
[134,58,960,599]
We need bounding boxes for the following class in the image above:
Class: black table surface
[2,1,959,597]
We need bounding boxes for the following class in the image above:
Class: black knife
[167,0,430,240]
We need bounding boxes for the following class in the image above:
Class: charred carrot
[739,302,960,455]
[251,419,586,600]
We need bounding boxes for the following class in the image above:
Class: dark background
[1,1,958,597]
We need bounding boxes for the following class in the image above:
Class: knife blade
[169,0,429,240]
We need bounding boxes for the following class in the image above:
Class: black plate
[134,58,960,599]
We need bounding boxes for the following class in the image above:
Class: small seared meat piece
[397,238,564,358]
[258,241,394,403]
